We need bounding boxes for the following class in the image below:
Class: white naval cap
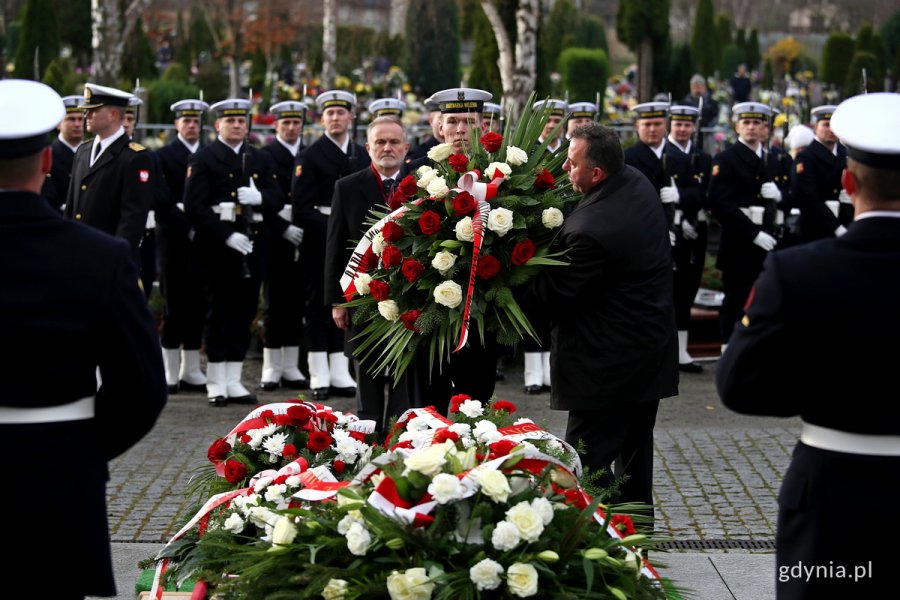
[568,101,598,118]
[270,100,308,120]
[61,95,85,113]
[482,102,502,117]
[170,99,209,118]
[0,79,65,159]
[209,98,252,118]
[80,83,132,109]
[786,124,815,151]
[533,98,568,116]
[668,104,700,122]
[830,92,900,170]
[632,101,670,120]
[368,97,406,117]
[125,95,143,114]
[431,88,492,113]
[810,104,838,123]
[315,90,356,111]
[732,101,772,121]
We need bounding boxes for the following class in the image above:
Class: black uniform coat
[624,140,688,229]
[155,138,194,256]
[524,165,679,411]
[405,135,439,164]
[184,139,285,280]
[0,191,166,596]
[791,139,848,241]
[260,139,300,237]
[41,137,77,210]
[716,215,900,598]
[64,133,154,266]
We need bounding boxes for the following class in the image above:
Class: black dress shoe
[208,396,227,407]
[312,387,330,401]
[281,377,309,390]
[524,384,544,395]
[259,381,279,391]
[179,380,207,392]
[229,393,258,404]
[678,362,703,373]
[167,384,179,395]
[329,385,356,398]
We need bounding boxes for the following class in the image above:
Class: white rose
[321,578,349,600]
[507,563,539,598]
[402,441,450,477]
[337,511,365,535]
[530,497,555,525]
[372,231,386,255]
[378,300,400,322]
[469,558,504,591]
[386,567,434,600]
[476,468,511,503]
[458,399,484,418]
[271,515,298,546]
[541,207,564,229]
[345,521,371,556]
[431,251,457,275]
[505,501,545,542]
[426,176,449,198]
[454,216,474,242]
[427,473,464,504]
[222,512,245,534]
[485,161,512,179]
[487,207,515,237]
[473,420,501,444]
[506,146,529,166]
[416,165,435,178]
[433,280,463,309]
[427,142,454,163]
[417,168,437,189]
[491,519,522,551]
[354,272,372,295]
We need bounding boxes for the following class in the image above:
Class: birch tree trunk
[480,0,538,119]
[389,0,410,38]
[322,0,337,89]
[91,0,147,85]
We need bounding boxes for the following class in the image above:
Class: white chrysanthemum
[513,417,535,425]
[507,562,539,598]
[542,207,564,228]
[448,422,472,439]
[262,432,288,461]
[505,146,528,166]
[427,142,454,163]
[285,474,303,487]
[433,280,463,308]
[354,272,372,294]
[427,472,465,504]
[417,168,438,188]
[248,424,278,449]
[253,476,274,493]
[372,231,386,255]
[248,506,279,529]
[378,299,400,322]
[264,483,288,504]
[406,416,431,432]
[454,216,474,242]
[485,161,512,179]
[487,207,515,237]
[431,251,457,275]
[321,578,349,600]
[222,512,245,534]
[426,175,449,198]
[458,399,484,418]
[505,501,545,542]
[491,519,522,551]
[234,493,261,515]
[345,522,371,556]
[469,558,504,591]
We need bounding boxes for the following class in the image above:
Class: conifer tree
[821,32,855,91]
[403,0,461,96]
[690,0,717,76]
[617,0,669,101]
[13,0,60,80]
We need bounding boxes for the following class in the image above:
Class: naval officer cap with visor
[0,79,65,158]
[830,93,900,171]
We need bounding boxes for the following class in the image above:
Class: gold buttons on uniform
[75,213,82,220]
[229,173,234,178]
[231,191,236,197]
[81,184,87,190]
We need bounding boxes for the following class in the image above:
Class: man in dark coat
[64,83,154,269]
[717,92,900,600]
[155,99,210,394]
[41,94,84,210]
[291,90,369,400]
[0,79,166,599]
[524,122,679,513]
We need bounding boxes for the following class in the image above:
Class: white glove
[237,178,262,206]
[669,230,677,246]
[760,182,783,203]
[225,232,253,255]
[682,220,699,240]
[188,228,195,242]
[838,189,852,204]
[660,177,680,204]
[753,231,777,251]
[282,224,304,246]
[835,225,848,237]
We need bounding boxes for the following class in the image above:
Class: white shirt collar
[667,136,691,153]
[177,133,199,154]
[739,137,763,158]
[217,136,243,154]
[855,210,900,221]
[379,170,401,181]
[648,141,665,159]
[91,126,126,164]
[59,136,81,152]
[277,135,301,157]
[325,132,350,154]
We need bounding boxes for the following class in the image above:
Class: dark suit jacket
[791,139,848,241]
[41,137,76,210]
[405,135,439,164]
[524,165,679,410]
[0,191,166,596]
[64,133,155,265]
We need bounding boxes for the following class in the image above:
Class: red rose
[381,221,404,242]
[534,168,555,190]
[259,410,275,422]
[381,244,403,268]
[207,438,231,463]
[368,279,390,301]
[432,427,460,443]
[223,459,248,484]
[359,251,379,274]
[476,255,501,280]
[389,189,406,210]
[452,191,476,216]
[282,444,298,458]
[449,153,469,173]
[418,210,442,235]
[611,514,636,537]
[306,430,333,453]
[489,439,518,458]
[286,404,313,426]
[398,175,418,196]
[511,239,536,266]
[400,309,422,331]
[491,400,517,413]
[450,393,472,412]
[481,132,503,153]
[401,258,425,283]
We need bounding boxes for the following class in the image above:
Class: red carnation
[450,393,472,412]
[452,191,476,216]
[476,255,501,280]
[489,439,518,458]
[306,430,333,453]
[449,153,470,173]
[286,404,313,426]
[381,221,404,242]
[333,460,347,474]
[611,514,636,537]
[433,427,460,443]
[223,459,248,484]
[381,244,403,268]
[368,279,391,301]
[534,168,556,190]
[481,132,503,153]
[401,258,425,283]
[274,414,291,426]
[358,251,379,274]
[400,309,422,331]
[563,488,589,510]
[491,400,517,413]
[398,175,418,196]
[259,410,275,422]
[282,444,298,458]
[239,433,251,444]
[418,210,442,235]
[207,438,231,463]
[511,239,536,266]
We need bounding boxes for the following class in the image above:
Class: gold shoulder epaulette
[129,142,146,152]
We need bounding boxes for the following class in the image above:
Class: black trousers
[302,240,343,353]
[204,275,261,362]
[719,266,759,343]
[159,241,206,350]
[262,239,305,347]
[139,228,157,300]
[673,226,707,329]
[354,360,412,433]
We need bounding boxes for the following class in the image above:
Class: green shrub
[558,47,610,105]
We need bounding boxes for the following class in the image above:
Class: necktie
[383,178,395,196]
[92,143,101,164]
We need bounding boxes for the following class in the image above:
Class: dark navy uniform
[792,139,848,241]
[42,137,77,210]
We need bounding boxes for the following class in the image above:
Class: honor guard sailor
[481,101,503,134]
[566,101,598,139]
[532,98,568,154]
[41,94,84,211]
[124,95,159,298]
[405,96,443,163]
[368,97,406,119]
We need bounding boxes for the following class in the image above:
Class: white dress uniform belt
[0,396,95,424]
[212,203,264,222]
[740,206,765,225]
[278,204,292,221]
[696,209,707,222]
[800,422,900,456]
[316,205,331,216]
[673,208,683,225]
[145,209,156,229]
